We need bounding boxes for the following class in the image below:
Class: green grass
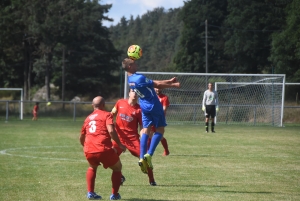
[0,120,299,201]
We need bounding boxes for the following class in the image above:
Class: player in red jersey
[111,89,157,186]
[148,88,170,156]
[80,96,126,200]
[32,102,39,121]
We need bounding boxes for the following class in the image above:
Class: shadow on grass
[124,198,205,201]
[122,189,274,201]
[124,199,172,201]
[218,190,272,194]
[157,184,227,188]
[123,184,227,188]
[169,154,226,157]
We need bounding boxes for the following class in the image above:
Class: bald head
[92,96,105,109]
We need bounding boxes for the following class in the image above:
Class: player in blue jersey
[121,58,180,173]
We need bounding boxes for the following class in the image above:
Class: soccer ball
[127,45,142,60]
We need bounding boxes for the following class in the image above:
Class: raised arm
[153,77,180,89]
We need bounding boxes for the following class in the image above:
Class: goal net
[124,73,285,127]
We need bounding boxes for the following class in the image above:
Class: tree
[0,0,120,100]
[223,0,285,73]
[173,0,228,73]
[109,7,182,72]
[0,0,28,92]
[269,0,300,82]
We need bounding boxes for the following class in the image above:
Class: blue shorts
[142,109,167,128]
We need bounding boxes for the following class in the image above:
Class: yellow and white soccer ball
[127,45,142,60]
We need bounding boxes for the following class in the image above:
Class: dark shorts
[205,105,216,118]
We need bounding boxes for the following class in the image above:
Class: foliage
[0,0,27,88]
[109,7,182,72]
[223,0,286,74]
[109,0,299,83]
[0,0,120,100]
[173,0,228,73]
[0,0,299,101]
[269,0,300,82]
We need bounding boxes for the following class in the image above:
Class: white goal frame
[215,82,285,127]
[0,88,23,120]
[124,72,286,127]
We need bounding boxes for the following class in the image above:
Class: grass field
[0,120,299,201]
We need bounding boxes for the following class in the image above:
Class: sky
[101,0,185,27]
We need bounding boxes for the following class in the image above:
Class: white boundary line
[0,146,86,162]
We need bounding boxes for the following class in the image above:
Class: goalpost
[215,81,285,126]
[124,73,285,127]
[0,88,23,120]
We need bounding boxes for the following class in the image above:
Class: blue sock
[140,134,149,159]
[148,132,163,156]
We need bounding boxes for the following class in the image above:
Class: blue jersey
[128,73,162,112]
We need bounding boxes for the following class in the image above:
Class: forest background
[0,0,299,101]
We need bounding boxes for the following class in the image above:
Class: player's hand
[216,107,219,112]
[112,147,118,154]
[119,144,127,153]
[170,77,180,88]
[170,77,178,83]
[173,82,180,88]
[202,107,205,111]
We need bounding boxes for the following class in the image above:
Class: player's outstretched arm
[153,77,180,89]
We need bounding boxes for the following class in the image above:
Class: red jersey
[81,109,114,153]
[157,94,170,107]
[113,99,142,140]
[33,105,39,113]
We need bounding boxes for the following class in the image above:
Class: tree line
[1,0,299,101]
[0,0,120,101]
[110,0,300,81]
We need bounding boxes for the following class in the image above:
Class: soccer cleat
[144,153,153,170]
[121,175,126,185]
[211,130,215,133]
[163,150,170,156]
[138,159,148,174]
[110,193,121,200]
[87,192,102,200]
[150,181,157,186]
[205,131,208,133]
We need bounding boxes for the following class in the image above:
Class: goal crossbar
[0,88,23,120]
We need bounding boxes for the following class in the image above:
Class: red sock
[147,167,155,183]
[111,171,122,195]
[161,137,169,151]
[86,167,96,192]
